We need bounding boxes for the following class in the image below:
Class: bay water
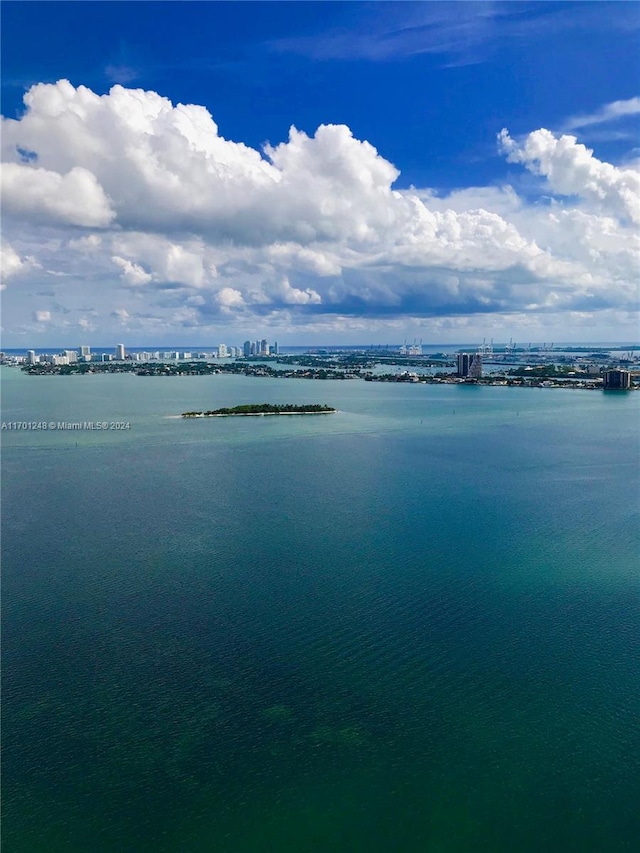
[2,367,639,851]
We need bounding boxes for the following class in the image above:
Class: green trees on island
[182,403,335,417]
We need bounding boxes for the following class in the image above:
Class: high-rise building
[64,350,78,363]
[218,344,228,358]
[27,350,37,364]
[273,341,279,355]
[456,353,472,377]
[603,369,631,390]
[469,353,483,379]
[115,343,126,361]
[260,339,268,356]
[243,340,252,358]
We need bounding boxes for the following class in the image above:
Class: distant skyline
[1,1,639,346]
[5,339,639,355]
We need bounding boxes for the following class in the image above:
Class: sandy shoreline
[181,410,337,418]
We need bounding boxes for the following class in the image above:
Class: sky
[1,1,639,347]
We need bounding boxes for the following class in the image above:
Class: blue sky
[2,1,639,345]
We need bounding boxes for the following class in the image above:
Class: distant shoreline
[12,358,638,391]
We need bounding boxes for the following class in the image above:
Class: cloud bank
[2,80,638,343]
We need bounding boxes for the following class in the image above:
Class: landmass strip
[182,404,336,418]
[13,350,639,391]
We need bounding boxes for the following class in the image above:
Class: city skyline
[5,337,640,358]
[2,2,639,346]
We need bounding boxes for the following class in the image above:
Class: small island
[182,403,336,418]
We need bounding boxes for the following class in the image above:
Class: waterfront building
[469,353,483,379]
[115,343,126,360]
[260,339,269,356]
[79,345,91,357]
[273,341,279,355]
[183,352,192,360]
[27,350,37,364]
[218,344,228,358]
[64,350,78,363]
[603,369,631,390]
[243,340,252,357]
[457,353,472,377]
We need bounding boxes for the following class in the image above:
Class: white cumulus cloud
[269,276,322,305]
[217,287,245,309]
[112,255,152,286]
[1,242,25,285]
[499,128,640,225]
[1,162,114,227]
[1,80,638,343]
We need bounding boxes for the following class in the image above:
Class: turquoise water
[2,367,639,851]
